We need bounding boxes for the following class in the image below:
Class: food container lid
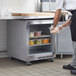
[29,39,35,41]
[30,32,35,33]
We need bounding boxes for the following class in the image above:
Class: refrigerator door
[57,26,73,54]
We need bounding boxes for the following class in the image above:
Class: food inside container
[42,38,50,44]
[29,40,35,45]
[34,31,42,36]
[29,32,34,37]
[35,39,42,45]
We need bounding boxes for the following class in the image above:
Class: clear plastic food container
[29,32,35,37]
[29,40,35,45]
[35,39,42,45]
[34,31,42,36]
[42,38,50,44]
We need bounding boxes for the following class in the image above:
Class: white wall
[0,0,38,58]
[0,0,37,13]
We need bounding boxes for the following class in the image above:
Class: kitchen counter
[12,12,55,19]
[7,15,55,64]
[0,12,55,20]
[0,16,22,20]
[0,12,54,58]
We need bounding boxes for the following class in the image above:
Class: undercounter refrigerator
[7,17,56,65]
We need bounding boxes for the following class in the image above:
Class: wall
[0,0,37,13]
[0,0,38,58]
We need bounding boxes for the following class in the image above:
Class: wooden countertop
[12,12,55,16]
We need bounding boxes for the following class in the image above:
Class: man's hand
[49,25,55,31]
[50,26,59,34]
[50,25,63,34]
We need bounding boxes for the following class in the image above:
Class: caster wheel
[26,62,32,66]
[48,58,54,62]
[10,57,13,60]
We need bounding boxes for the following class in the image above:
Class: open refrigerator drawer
[29,52,53,61]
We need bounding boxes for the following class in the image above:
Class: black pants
[70,10,76,41]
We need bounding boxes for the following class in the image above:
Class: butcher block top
[12,12,55,16]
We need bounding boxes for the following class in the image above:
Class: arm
[51,12,71,33]
[59,18,71,30]
[53,9,61,27]
[52,9,71,28]
[51,18,71,33]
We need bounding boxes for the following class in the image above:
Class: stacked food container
[29,31,51,46]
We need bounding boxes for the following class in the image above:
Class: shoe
[63,64,74,70]
[71,69,76,75]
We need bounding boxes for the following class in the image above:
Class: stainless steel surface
[29,52,53,61]
[0,16,54,20]
[7,18,55,64]
[29,43,51,47]
[30,35,51,38]
[0,16,22,20]
[23,16,54,19]
[36,0,41,12]
[28,20,53,25]
[7,20,28,61]
[56,22,73,57]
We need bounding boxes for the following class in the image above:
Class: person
[50,0,76,75]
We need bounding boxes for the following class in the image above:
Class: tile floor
[0,57,75,76]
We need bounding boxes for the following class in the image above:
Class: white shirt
[56,0,76,10]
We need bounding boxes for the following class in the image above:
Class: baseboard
[0,51,8,58]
